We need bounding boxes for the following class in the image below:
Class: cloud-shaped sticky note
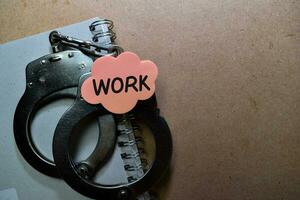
[81,51,158,114]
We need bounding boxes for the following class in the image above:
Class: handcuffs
[13,20,172,200]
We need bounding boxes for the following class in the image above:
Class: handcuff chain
[49,31,123,57]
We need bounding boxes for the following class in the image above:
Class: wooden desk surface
[1,0,299,199]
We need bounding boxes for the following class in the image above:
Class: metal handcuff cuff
[52,74,173,199]
[50,26,173,199]
[13,20,122,177]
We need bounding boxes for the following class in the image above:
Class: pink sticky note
[81,51,158,114]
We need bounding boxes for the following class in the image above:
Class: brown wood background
[1,0,299,199]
